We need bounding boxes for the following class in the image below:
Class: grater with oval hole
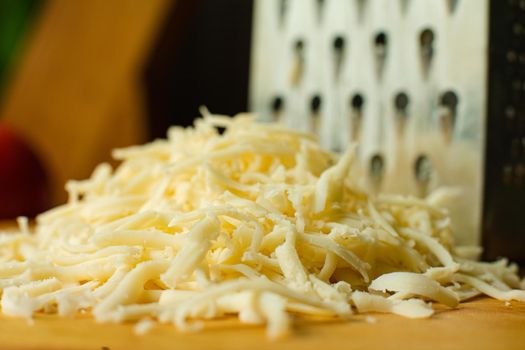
[249,0,525,263]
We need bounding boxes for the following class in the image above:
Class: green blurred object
[0,0,42,100]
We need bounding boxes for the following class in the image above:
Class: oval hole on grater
[278,0,288,28]
[439,90,459,142]
[316,0,325,23]
[394,91,410,134]
[350,93,365,141]
[369,153,385,186]
[310,94,322,133]
[446,0,460,14]
[271,95,285,122]
[419,28,435,78]
[290,38,306,86]
[332,35,346,78]
[373,31,388,79]
[414,154,433,196]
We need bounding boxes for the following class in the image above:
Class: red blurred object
[0,122,50,219]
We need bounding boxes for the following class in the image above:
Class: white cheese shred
[0,113,523,338]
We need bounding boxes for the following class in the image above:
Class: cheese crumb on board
[365,316,377,324]
[0,112,524,339]
[134,318,156,335]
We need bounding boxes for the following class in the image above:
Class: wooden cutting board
[0,298,523,350]
[1,222,524,350]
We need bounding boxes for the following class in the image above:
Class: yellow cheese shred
[0,112,523,339]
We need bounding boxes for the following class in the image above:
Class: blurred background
[0,0,254,215]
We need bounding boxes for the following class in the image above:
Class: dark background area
[0,0,42,98]
[144,0,254,139]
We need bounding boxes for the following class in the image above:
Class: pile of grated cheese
[1,111,524,339]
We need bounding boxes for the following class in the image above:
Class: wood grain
[0,298,522,350]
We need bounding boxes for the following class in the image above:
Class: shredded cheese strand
[0,113,522,338]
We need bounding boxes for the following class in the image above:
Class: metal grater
[249,0,525,263]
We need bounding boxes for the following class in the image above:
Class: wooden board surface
[0,298,523,350]
[1,223,524,350]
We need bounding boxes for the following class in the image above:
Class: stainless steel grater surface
[249,0,525,263]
